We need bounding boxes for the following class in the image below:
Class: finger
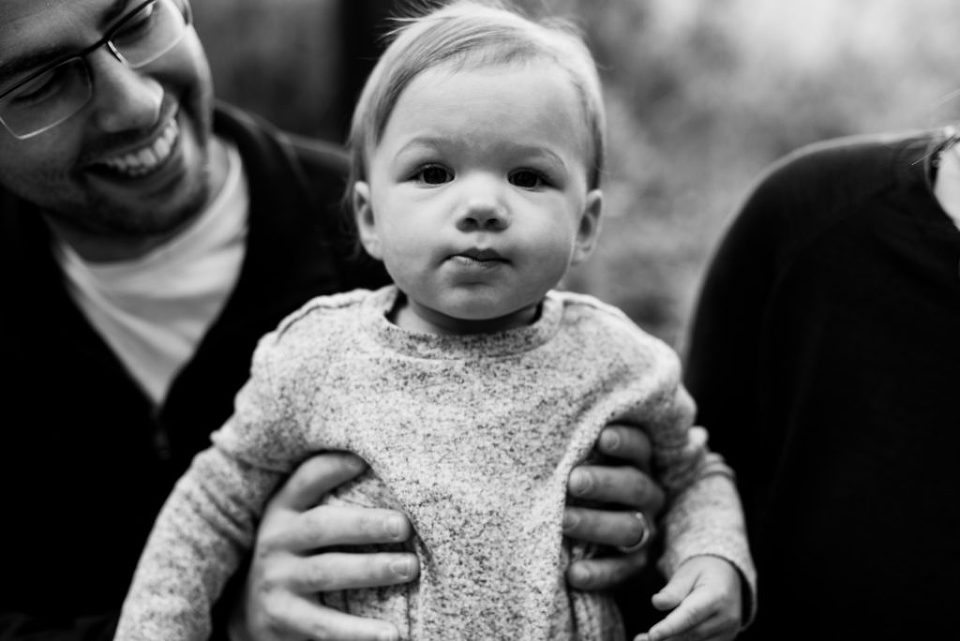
[563,506,654,548]
[616,512,653,553]
[638,612,735,641]
[568,465,665,513]
[596,424,653,471]
[271,594,401,641]
[271,451,368,512]
[263,505,412,552]
[645,588,717,641]
[651,569,697,611]
[685,612,740,641]
[281,552,419,592]
[566,549,648,590]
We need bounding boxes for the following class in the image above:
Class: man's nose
[87,46,163,133]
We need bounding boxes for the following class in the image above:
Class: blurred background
[194,0,960,348]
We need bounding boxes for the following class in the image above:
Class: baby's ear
[571,189,602,265]
[353,181,383,259]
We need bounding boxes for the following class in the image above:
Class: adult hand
[564,424,665,590]
[229,452,419,641]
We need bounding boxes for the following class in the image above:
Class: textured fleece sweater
[116,285,755,641]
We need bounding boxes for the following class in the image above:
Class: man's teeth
[100,121,179,177]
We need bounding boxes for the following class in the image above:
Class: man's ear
[353,181,383,260]
[571,189,602,265]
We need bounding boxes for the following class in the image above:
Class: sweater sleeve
[682,153,796,499]
[635,349,757,625]
[114,334,314,641]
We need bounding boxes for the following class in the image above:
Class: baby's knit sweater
[116,286,755,641]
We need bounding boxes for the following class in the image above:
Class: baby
[115,2,755,640]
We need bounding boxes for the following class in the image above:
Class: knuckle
[255,531,283,556]
[627,471,650,505]
[286,462,319,496]
[650,482,667,507]
[356,510,382,537]
[307,616,346,641]
[603,559,632,585]
[258,594,289,636]
[633,428,653,458]
[305,557,336,592]
[255,514,294,553]
[258,560,287,594]
[375,555,400,584]
[718,608,740,629]
[630,550,650,570]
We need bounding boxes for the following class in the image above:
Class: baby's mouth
[454,248,507,263]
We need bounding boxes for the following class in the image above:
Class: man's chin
[76,166,210,240]
[45,182,207,248]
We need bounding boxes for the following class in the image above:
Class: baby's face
[355,62,601,334]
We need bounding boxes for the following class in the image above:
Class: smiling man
[0,1,665,639]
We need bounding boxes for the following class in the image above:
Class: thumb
[270,451,367,512]
[651,569,697,611]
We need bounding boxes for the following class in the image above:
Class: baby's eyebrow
[397,137,568,165]
[395,136,448,154]
[516,147,566,167]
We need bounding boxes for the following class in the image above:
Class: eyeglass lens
[0,0,187,139]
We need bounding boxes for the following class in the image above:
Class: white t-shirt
[57,140,249,406]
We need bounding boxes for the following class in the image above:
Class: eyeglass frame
[0,0,192,140]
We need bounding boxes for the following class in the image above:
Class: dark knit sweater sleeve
[684,134,903,497]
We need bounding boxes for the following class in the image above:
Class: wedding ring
[616,512,652,553]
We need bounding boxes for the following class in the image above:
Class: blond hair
[347,0,605,195]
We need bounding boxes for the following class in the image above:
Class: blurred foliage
[195,0,960,346]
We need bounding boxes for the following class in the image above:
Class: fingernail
[569,470,591,496]
[571,564,593,587]
[378,627,400,641]
[562,511,579,532]
[600,429,620,453]
[391,557,415,579]
[617,512,651,553]
[385,515,405,539]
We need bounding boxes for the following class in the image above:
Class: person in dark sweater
[684,128,960,640]
[0,0,664,639]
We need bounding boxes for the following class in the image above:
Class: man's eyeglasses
[0,0,190,140]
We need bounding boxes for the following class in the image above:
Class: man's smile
[92,118,180,178]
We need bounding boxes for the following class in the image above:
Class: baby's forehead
[388,62,591,149]
[409,57,592,126]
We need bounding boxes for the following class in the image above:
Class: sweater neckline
[363,285,562,359]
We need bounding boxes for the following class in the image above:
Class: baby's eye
[414,165,453,185]
[509,169,548,189]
